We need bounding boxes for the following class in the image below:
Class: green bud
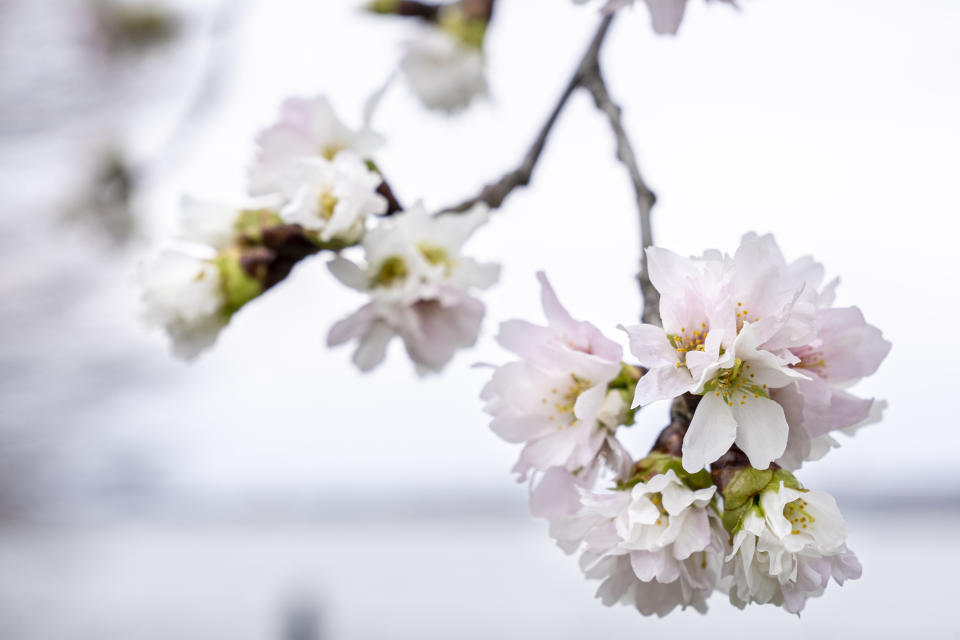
[216,249,263,316]
[620,453,713,492]
[720,467,773,511]
[718,467,806,536]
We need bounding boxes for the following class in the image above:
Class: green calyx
[720,467,804,535]
[607,363,642,427]
[438,6,487,49]
[215,250,263,316]
[364,0,401,14]
[235,208,284,244]
[618,452,713,492]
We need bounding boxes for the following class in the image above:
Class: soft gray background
[1,0,958,637]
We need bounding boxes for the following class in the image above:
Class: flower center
[792,346,827,375]
[320,143,344,161]
[784,497,816,535]
[702,358,769,406]
[736,301,760,334]
[318,192,338,220]
[417,243,454,274]
[649,492,667,526]
[668,323,707,368]
[372,256,408,288]
[544,373,592,430]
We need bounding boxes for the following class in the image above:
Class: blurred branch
[441,12,659,323]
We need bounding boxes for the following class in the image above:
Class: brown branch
[440,13,661,327]
[440,13,615,214]
[580,65,659,325]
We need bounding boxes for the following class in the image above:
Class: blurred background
[1,0,958,637]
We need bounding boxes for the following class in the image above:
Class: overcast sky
[5,0,958,506]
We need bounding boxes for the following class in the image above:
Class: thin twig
[440,13,660,325]
[580,64,659,325]
[441,14,615,214]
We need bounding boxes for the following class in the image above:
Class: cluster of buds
[365,0,494,113]
[142,94,498,371]
[483,234,889,614]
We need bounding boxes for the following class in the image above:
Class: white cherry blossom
[279,153,387,244]
[140,250,226,360]
[327,202,498,374]
[551,470,724,616]
[482,273,627,515]
[401,26,487,114]
[250,95,383,195]
[725,483,861,614]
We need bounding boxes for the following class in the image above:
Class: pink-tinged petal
[633,365,693,407]
[521,430,578,470]
[682,392,737,472]
[816,307,891,382]
[327,303,375,346]
[489,414,551,444]
[534,272,622,362]
[646,246,699,297]
[537,271,578,333]
[732,396,789,470]
[573,384,607,422]
[619,323,677,368]
[353,321,394,372]
[832,549,862,584]
[817,389,872,437]
[529,468,581,518]
[495,319,553,358]
[402,294,484,372]
[630,549,666,582]
[643,0,688,35]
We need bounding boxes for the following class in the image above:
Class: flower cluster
[142,95,498,371]
[483,234,888,615]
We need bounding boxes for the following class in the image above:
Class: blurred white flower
[327,202,499,374]
[400,26,487,114]
[250,95,383,195]
[140,250,226,360]
[725,483,861,614]
[279,153,387,244]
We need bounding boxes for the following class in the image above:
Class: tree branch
[440,14,615,214]
[441,13,660,326]
[580,64,659,325]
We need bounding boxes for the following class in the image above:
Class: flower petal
[732,396,789,470]
[682,392,737,472]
